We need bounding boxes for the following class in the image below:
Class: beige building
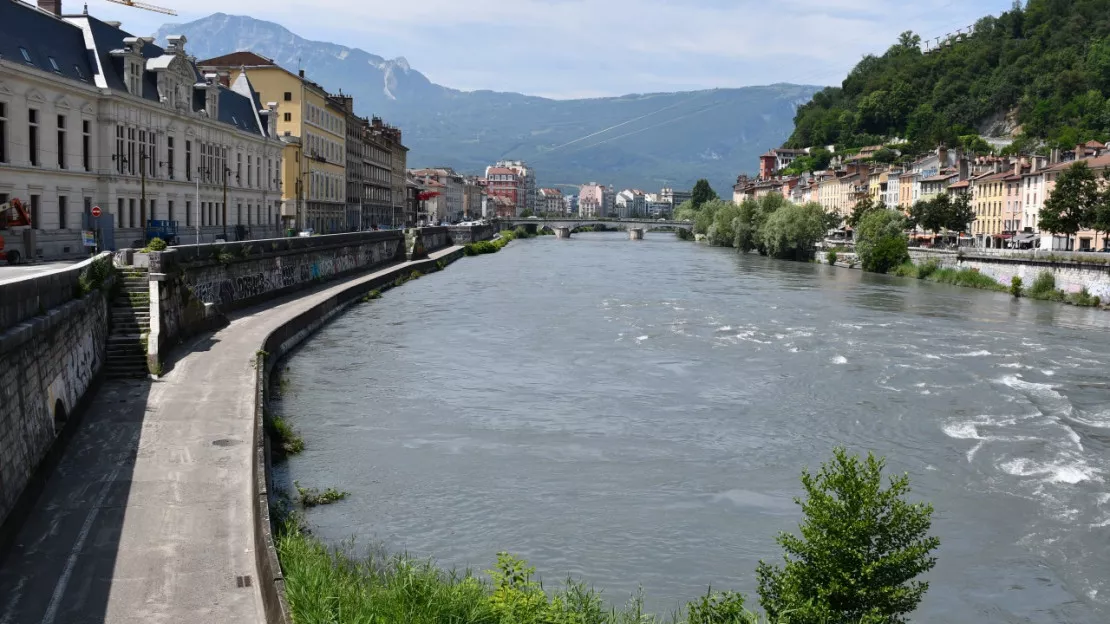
[199,52,347,233]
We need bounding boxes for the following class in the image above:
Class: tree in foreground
[757,448,940,624]
[855,209,909,273]
[760,202,827,260]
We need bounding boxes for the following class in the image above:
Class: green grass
[465,234,515,256]
[275,523,784,624]
[267,414,305,457]
[891,260,1005,292]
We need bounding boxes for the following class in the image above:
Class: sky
[77,0,1016,99]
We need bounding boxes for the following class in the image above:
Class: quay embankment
[0,225,478,624]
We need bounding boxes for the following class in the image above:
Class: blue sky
[80,0,1015,99]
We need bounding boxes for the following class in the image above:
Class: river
[275,232,1110,623]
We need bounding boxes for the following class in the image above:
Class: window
[0,102,6,163]
[185,200,192,226]
[56,115,66,169]
[168,200,174,223]
[84,197,91,220]
[284,91,292,101]
[167,136,174,179]
[147,132,156,177]
[127,127,135,174]
[29,109,39,166]
[128,198,135,228]
[147,199,155,224]
[74,65,84,81]
[248,155,253,187]
[237,203,242,225]
[237,152,242,184]
[48,57,60,73]
[30,194,40,228]
[185,140,192,181]
[115,125,124,172]
[284,112,291,122]
[58,196,67,229]
[19,47,31,64]
[117,198,124,228]
[82,120,90,171]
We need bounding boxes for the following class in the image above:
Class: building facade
[199,52,346,233]
[484,166,522,217]
[0,2,284,260]
[538,188,564,215]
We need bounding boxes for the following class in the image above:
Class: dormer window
[127,62,142,96]
[19,47,31,64]
[74,65,85,80]
[48,57,60,73]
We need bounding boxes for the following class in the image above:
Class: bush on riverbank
[266,413,304,457]
[856,209,909,274]
[276,448,938,624]
[675,228,695,241]
[893,260,1006,291]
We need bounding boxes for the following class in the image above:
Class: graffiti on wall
[184,239,402,306]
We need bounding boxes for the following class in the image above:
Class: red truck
[0,198,32,264]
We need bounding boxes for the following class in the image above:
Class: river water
[276,233,1110,623]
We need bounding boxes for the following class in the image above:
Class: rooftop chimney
[298,69,305,78]
[38,0,61,16]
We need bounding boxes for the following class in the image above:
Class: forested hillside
[786,0,1110,154]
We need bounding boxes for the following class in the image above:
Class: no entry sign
[91,205,102,218]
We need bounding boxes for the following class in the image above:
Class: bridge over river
[502,218,694,239]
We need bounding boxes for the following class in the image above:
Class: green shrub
[1010,276,1023,298]
[825,249,838,265]
[145,237,168,252]
[1068,287,1100,307]
[916,259,940,279]
[360,290,381,303]
[295,482,349,508]
[861,234,909,274]
[1028,271,1057,298]
[757,448,939,624]
[267,415,305,457]
[890,261,918,278]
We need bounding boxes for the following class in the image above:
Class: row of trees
[680,193,835,261]
[848,193,975,240]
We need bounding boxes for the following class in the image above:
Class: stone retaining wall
[0,255,112,536]
[143,231,408,370]
[447,224,497,244]
[910,249,1110,298]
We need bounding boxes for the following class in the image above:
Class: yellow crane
[104,0,178,16]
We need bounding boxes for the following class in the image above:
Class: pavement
[0,247,461,624]
[0,261,85,285]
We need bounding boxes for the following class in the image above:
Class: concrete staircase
[105,268,151,379]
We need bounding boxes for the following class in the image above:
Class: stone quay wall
[447,223,497,244]
[910,249,1110,299]
[0,254,113,538]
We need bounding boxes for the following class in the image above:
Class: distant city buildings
[615,189,646,218]
[484,160,535,216]
[538,188,564,214]
[578,182,614,218]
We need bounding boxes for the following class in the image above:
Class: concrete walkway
[0,248,460,624]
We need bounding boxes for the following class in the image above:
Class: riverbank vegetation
[295,482,349,508]
[676,189,833,261]
[464,229,524,255]
[890,261,1103,307]
[275,447,939,623]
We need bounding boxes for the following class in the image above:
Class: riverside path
[0,246,462,624]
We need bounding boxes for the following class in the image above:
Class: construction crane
[104,0,178,16]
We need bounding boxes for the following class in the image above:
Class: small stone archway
[53,399,68,435]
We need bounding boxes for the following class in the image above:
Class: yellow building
[971,171,1007,247]
[199,52,347,233]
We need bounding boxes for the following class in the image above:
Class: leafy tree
[673,199,698,222]
[847,196,882,229]
[870,148,898,164]
[757,448,940,624]
[946,193,976,235]
[759,202,828,260]
[959,134,993,155]
[732,195,786,254]
[706,200,742,247]
[691,179,719,209]
[855,209,909,273]
[1092,171,1110,250]
[1040,161,1098,249]
[520,208,534,218]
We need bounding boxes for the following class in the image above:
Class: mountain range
[153,14,820,194]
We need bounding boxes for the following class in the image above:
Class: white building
[409,168,464,221]
[615,189,646,218]
[0,1,284,259]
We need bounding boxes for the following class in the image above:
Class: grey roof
[0,1,95,85]
[0,6,267,138]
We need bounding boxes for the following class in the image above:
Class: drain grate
[236,575,253,588]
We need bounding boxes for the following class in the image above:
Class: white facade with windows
[0,4,283,260]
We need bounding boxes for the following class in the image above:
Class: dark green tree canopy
[691,179,719,209]
[785,0,1110,153]
[1040,161,1099,241]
